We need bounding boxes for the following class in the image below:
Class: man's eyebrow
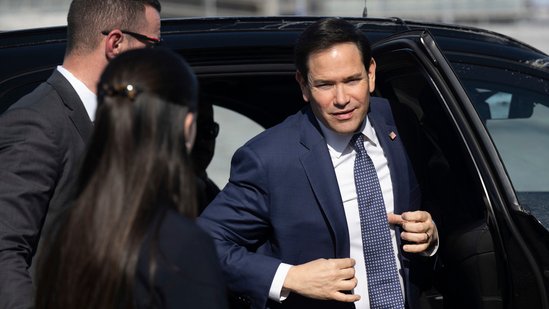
[343,73,364,81]
[309,73,364,85]
[311,78,333,85]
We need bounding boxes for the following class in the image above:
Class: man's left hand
[387,211,438,253]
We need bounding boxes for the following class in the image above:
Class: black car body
[1,16,548,309]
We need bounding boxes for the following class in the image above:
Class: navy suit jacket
[198,97,430,309]
[0,70,93,308]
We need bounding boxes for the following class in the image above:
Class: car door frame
[371,29,549,309]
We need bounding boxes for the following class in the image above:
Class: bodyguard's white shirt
[269,116,405,308]
[56,65,97,122]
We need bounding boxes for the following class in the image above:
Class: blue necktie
[351,133,405,309]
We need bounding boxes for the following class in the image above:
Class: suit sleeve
[197,144,281,309]
[0,108,62,309]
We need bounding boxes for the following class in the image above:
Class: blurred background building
[1,0,548,51]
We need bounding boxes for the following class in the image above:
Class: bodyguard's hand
[387,211,438,253]
[283,258,360,302]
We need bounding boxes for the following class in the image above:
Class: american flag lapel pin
[389,131,397,141]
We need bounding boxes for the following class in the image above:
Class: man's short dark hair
[294,18,372,82]
[66,0,161,55]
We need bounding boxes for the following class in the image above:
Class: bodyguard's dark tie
[351,133,405,309]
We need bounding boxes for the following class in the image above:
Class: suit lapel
[47,70,93,142]
[368,99,411,214]
[298,107,350,258]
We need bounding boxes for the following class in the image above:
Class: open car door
[371,29,549,309]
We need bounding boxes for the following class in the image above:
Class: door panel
[372,30,548,308]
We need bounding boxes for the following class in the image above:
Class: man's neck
[62,51,106,94]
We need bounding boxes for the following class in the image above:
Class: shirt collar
[56,65,97,122]
[316,115,378,159]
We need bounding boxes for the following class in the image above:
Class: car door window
[455,63,549,229]
[197,73,302,189]
[0,69,54,114]
[208,105,264,188]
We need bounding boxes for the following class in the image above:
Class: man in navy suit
[0,1,161,308]
[198,18,439,309]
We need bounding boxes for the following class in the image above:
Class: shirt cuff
[268,263,293,302]
[423,235,439,256]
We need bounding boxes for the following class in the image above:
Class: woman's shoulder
[160,208,205,234]
[140,207,223,282]
[156,208,215,254]
[136,208,228,309]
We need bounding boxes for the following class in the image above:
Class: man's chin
[326,119,361,134]
[330,126,360,135]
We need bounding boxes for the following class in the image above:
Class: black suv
[1,17,548,309]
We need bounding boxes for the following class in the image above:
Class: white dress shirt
[56,65,97,122]
[269,116,405,308]
[321,116,405,308]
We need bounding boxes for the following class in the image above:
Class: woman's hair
[36,48,198,308]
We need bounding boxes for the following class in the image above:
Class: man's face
[125,5,161,50]
[298,42,376,135]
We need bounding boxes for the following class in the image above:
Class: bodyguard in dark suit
[198,18,439,309]
[0,70,92,308]
[0,1,161,307]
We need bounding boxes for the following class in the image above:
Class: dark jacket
[0,70,92,308]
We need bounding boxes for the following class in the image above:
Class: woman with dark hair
[36,48,228,309]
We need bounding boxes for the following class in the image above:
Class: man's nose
[334,84,350,106]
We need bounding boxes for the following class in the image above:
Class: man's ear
[367,58,377,93]
[104,30,125,60]
[295,71,310,103]
[184,112,197,153]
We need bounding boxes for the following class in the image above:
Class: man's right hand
[282,258,360,302]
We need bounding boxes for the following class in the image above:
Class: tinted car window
[455,63,549,229]
[208,105,264,187]
[0,69,53,113]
